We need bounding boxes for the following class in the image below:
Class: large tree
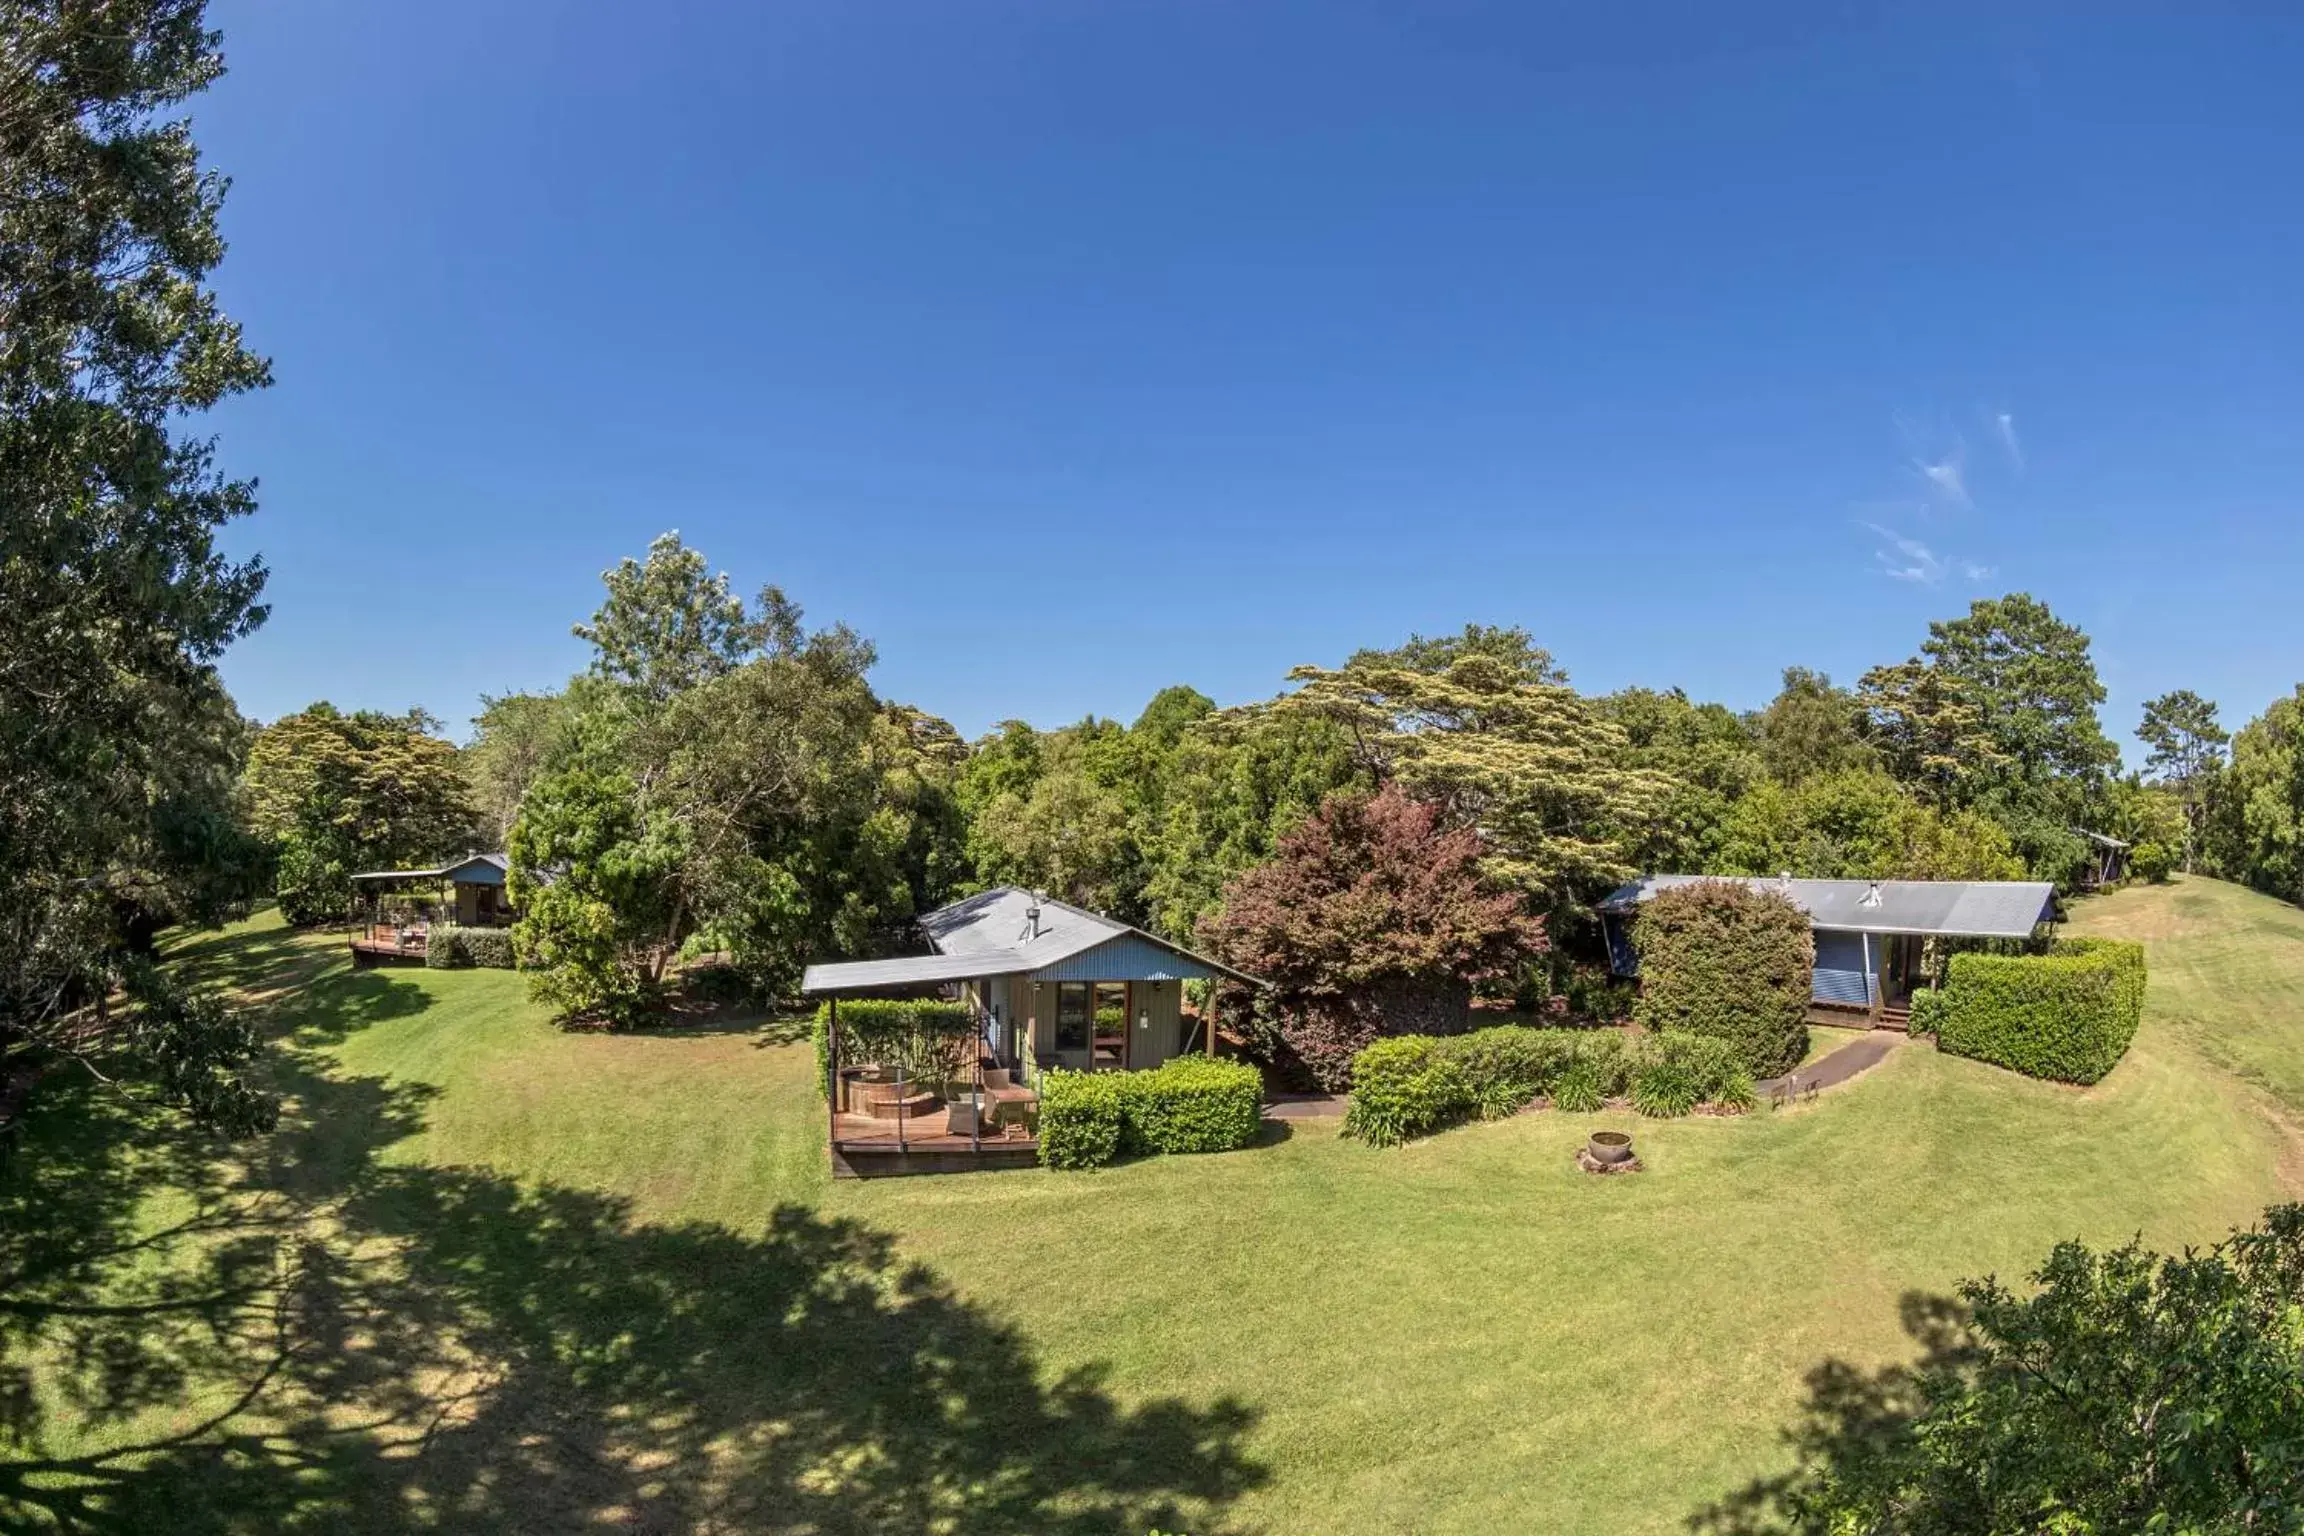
[2137,688,2228,873]
[0,1,275,1132]
[241,704,478,924]
[2208,686,2304,905]
[1757,668,1874,786]
[1265,633,1673,909]
[1715,770,2024,884]
[1720,1204,2304,1535]
[465,689,576,844]
[1199,784,1547,1089]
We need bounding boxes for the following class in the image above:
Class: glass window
[1056,983,1090,1051]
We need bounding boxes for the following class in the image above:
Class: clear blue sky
[198,2,2304,753]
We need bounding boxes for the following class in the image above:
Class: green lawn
[2,877,2297,1533]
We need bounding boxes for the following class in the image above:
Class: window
[1056,983,1091,1052]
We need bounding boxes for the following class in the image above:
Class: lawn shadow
[1687,1291,1975,1535]
[3,995,1268,1532]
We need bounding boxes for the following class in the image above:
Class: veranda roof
[349,853,509,883]
[1598,875,2056,940]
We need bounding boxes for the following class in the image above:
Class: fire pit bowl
[1586,1130,1635,1166]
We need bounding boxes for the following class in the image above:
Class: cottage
[347,852,515,966]
[801,886,1261,1174]
[1599,875,2057,1026]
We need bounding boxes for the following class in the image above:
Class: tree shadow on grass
[3,983,1267,1532]
[1687,1291,1977,1535]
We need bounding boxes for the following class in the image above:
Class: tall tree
[2208,686,2304,905]
[1921,594,2119,787]
[1266,646,1673,907]
[1757,668,1873,786]
[0,1,275,1132]
[241,705,479,924]
[1854,659,2004,810]
[1596,686,1762,874]
[2137,688,2228,872]
[465,690,576,844]
[572,531,778,707]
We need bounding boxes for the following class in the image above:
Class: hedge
[1631,880,1813,1078]
[424,926,516,970]
[1932,937,2146,1085]
[1038,1057,1266,1170]
[811,999,975,1098]
[1340,1024,1753,1145]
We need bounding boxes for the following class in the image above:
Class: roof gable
[1600,875,2055,940]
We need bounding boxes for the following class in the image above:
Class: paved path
[1755,1031,1901,1098]
[1263,1092,1349,1120]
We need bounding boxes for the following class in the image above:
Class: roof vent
[1860,881,1883,908]
[1021,895,1043,943]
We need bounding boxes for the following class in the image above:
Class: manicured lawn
[2,877,2296,1533]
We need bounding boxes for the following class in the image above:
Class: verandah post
[826,997,839,1152]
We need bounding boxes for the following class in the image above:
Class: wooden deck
[349,936,428,967]
[831,1111,1038,1178]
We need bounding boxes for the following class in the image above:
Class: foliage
[1757,668,1875,787]
[1715,770,2025,883]
[1200,784,1547,1089]
[2137,688,2228,873]
[572,531,781,706]
[242,704,478,924]
[1116,1057,1264,1157]
[1932,938,2146,1085]
[1442,1025,1583,1119]
[1339,1036,1476,1148]
[424,926,515,970]
[1904,985,1947,1038]
[1598,685,1764,876]
[465,691,577,844]
[0,0,279,1132]
[811,999,974,1094]
[1035,1069,1129,1170]
[2207,684,2304,906]
[1629,1056,1701,1118]
[1630,1031,1754,1117]
[509,753,680,1027]
[1749,1205,2304,1536]
[1548,1060,1606,1112]
[1263,630,1676,906]
[1632,881,1813,1078]
[2129,839,2174,883]
[958,719,1139,916]
[109,957,277,1136]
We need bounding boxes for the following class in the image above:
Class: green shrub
[1906,985,1947,1039]
[1125,1057,1265,1155]
[1572,1029,1636,1097]
[1342,1037,1475,1148]
[1631,1057,1701,1118]
[811,999,976,1099]
[1934,938,2146,1085]
[1549,1061,1605,1112]
[1632,880,1814,1077]
[1037,1070,1127,1169]
[1438,1025,1581,1119]
[425,925,514,970]
[2129,840,2175,883]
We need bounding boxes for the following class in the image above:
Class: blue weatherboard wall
[1812,930,1874,1007]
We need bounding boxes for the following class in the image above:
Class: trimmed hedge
[1632,880,1813,1078]
[424,926,516,970]
[811,999,975,1098]
[1341,1024,1752,1143]
[1038,1057,1266,1170]
[1933,937,2146,1085]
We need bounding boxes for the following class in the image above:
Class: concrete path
[1262,1092,1349,1120]
[1755,1031,1901,1099]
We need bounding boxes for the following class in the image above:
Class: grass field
[2,877,2297,1533]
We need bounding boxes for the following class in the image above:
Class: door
[1053,982,1095,1070]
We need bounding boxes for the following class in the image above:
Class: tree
[0,1,275,1133]
[1597,686,1763,875]
[571,531,778,707]
[2137,689,2228,872]
[1715,771,2025,884]
[1265,644,1674,909]
[1723,1205,2304,1534]
[1854,660,2002,810]
[2208,686,2304,905]
[241,704,478,924]
[1198,785,1547,1089]
[465,690,576,843]
[1345,623,1568,686]
[1922,594,2119,786]
[961,725,1137,915]
[1757,668,1873,786]
[1632,881,1813,1077]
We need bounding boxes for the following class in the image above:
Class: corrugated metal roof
[1599,875,2056,939]
[350,853,509,883]
[801,886,1263,994]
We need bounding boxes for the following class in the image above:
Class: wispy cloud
[1867,523,1949,584]
[1912,445,1968,506]
[1991,409,2022,472]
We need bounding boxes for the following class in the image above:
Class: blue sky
[198,2,2304,754]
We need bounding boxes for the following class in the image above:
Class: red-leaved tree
[1199,785,1547,1089]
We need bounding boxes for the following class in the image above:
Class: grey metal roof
[801,886,1263,994]
[350,853,508,883]
[1599,875,2056,939]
